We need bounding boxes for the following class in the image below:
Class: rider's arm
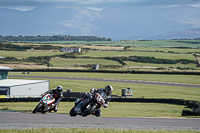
[90,88,97,94]
[42,90,52,96]
[54,92,63,105]
[103,96,111,108]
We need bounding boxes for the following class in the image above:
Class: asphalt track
[12,75,200,88]
[0,111,200,130]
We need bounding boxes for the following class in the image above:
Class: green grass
[131,40,200,48]
[0,128,199,133]
[0,50,63,58]
[19,40,200,48]
[50,58,122,67]
[8,72,200,101]
[125,61,198,69]
[3,41,200,71]
[129,47,200,53]
[0,102,189,117]
[78,51,195,60]
[10,72,200,85]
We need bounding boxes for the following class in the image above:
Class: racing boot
[54,104,58,112]
[91,108,101,117]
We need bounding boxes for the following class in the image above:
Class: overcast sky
[0,0,200,11]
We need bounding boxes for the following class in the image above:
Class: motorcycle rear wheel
[82,105,97,117]
[69,107,77,117]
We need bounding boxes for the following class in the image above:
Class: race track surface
[12,75,200,88]
[0,111,199,130]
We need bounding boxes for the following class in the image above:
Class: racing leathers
[89,88,111,117]
[43,89,63,112]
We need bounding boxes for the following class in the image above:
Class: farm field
[129,47,200,53]
[1,40,200,72]
[125,62,197,69]
[49,58,197,69]
[77,51,195,60]
[50,58,122,67]
[19,39,200,48]
[0,50,62,58]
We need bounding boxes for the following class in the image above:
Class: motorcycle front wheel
[32,103,43,114]
[69,107,77,117]
[82,104,97,117]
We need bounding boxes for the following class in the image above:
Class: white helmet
[105,85,113,95]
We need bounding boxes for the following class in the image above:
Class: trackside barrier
[63,92,85,98]
[0,97,199,116]
[13,69,200,75]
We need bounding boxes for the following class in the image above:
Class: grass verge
[0,102,191,118]
[0,128,199,133]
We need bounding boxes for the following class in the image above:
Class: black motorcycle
[69,92,106,117]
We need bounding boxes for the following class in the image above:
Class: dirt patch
[0,64,86,70]
[0,64,47,69]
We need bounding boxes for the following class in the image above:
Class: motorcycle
[32,93,55,114]
[69,92,106,117]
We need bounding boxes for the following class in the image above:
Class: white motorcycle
[32,93,55,114]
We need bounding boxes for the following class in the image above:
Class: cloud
[61,7,100,35]
[86,7,104,12]
[190,3,200,8]
[0,6,37,11]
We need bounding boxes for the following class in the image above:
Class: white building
[0,79,49,97]
[60,47,81,52]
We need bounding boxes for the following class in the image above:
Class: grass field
[9,72,200,101]
[50,58,197,69]
[78,51,195,60]
[0,102,188,117]
[19,40,200,48]
[125,62,198,69]
[0,50,63,58]
[50,58,122,67]
[2,40,200,71]
[129,47,200,53]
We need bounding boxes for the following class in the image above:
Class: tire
[69,107,77,117]
[32,103,43,114]
[82,104,97,117]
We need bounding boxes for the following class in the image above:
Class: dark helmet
[105,85,113,95]
[56,85,63,92]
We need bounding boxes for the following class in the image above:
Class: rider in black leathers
[83,85,113,117]
[43,85,63,112]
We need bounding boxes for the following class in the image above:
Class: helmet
[105,85,113,95]
[56,85,63,92]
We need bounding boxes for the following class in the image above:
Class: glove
[103,104,108,108]
[90,88,95,94]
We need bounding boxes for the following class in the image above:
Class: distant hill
[0,3,199,40]
[148,28,200,40]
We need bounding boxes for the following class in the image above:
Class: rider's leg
[92,108,101,117]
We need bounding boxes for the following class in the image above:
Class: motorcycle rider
[42,85,63,112]
[81,85,113,117]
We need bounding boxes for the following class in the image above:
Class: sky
[1,0,200,11]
